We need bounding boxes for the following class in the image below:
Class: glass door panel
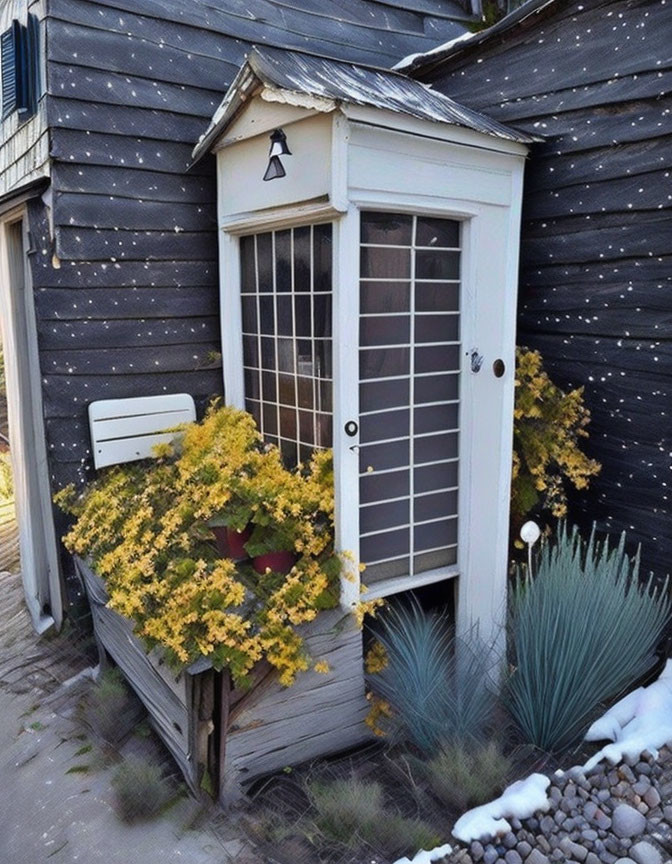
[239,223,333,466]
[358,213,460,584]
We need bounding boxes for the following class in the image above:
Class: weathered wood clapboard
[76,556,371,803]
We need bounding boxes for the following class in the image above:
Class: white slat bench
[88,393,196,469]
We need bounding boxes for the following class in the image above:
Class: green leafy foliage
[369,601,499,755]
[421,741,512,811]
[512,347,600,530]
[507,524,671,753]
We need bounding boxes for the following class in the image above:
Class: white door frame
[0,206,62,631]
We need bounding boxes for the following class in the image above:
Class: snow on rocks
[452,774,551,845]
[392,842,453,864]
[583,661,672,773]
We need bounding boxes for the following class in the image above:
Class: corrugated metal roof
[192,46,536,162]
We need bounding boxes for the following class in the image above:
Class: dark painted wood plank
[42,368,222,418]
[520,281,672,339]
[53,192,217,232]
[36,285,218,319]
[51,163,216,203]
[54,226,218,262]
[488,68,672,124]
[522,168,672,219]
[519,256,672,288]
[424,0,671,106]
[47,19,239,94]
[41,343,221,375]
[49,61,223,118]
[50,129,215,176]
[47,97,207,142]
[524,136,672,192]
[38,315,219,349]
[55,0,434,66]
[31,258,219,289]
[521,216,672,265]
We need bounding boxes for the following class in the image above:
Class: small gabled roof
[191,45,536,163]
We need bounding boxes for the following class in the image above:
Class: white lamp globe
[520,520,541,546]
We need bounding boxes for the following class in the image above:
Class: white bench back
[88,394,196,469]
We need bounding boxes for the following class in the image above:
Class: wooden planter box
[76,556,371,804]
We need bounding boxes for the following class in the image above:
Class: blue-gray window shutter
[1,25,17,119]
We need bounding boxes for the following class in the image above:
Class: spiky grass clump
[111,756,174,822]
[82,668,143,746]
[370,601,499,754]
[422,741,512,811]
[306,778,439,858]
[507,524,671,753]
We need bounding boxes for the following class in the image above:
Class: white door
[0,213,62,632]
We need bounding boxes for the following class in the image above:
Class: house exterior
[0,0,481,629]
[400,0,672,577]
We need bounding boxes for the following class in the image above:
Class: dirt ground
[0,568,260,864]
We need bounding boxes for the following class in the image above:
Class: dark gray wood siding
[416,0,671,575]
[37,0,475,490]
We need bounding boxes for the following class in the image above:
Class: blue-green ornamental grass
[507,524,671,753]
[371,601,499,755]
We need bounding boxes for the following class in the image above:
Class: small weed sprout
[111,756,174,823]
[422,741,512,811]
[82,668,143,746]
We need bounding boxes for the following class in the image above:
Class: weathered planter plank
[75,556,217,797]
[76,556,372,804]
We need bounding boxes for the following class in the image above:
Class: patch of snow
[452,773,551,844]
[393,31,476,72]
[583,659,672,772]
[393,842,453,864]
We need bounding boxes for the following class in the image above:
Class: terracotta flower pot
[252,550,297,575]
[211,524,252,560]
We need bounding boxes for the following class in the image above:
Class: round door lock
[344,420,358,437]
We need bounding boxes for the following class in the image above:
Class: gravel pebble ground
[442,748,672,864]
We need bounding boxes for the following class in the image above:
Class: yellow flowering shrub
[512,347,601,528]
[55,403,341,687]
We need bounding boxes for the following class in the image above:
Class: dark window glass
[244,367,260,401]
[295,295,312,337]
[415,344,461,374]
[360,469,410,505]
[240,235,256,293]
[280,438,297,468]
[316,340,332,379]
[241,296,257,332]
[359,409,409,443]
[415,403,459,435]
[415,250,460,281]
[297,376,314,410]
[414,518,458,553]
[242,335,258,368]
[278,374,296,406]
[245,398,261,429]
[275,230,291,293]
[361,281,410,315]
[360,347,410,380]
[415,490,458,523]
[360,247,411,280]
[415,461,459,494]
[313,223,332,292]
[313,294,331,338]
[360,316,410,347]
[360,500,409,535]
[262,402,278,436]
[256,232,273,291]
[276,295,293,336]
[414,547,457,573]
[416,218,459,249]
[261,371,277,404]
[415,315,459,344]
[360,377,410,412]
[293,226,311,292]
[359,439,409,473]
[361,212,412,246]
[415,282,459,313]
[413,432,459,464]
[259,296,274,335]
[361,528,410,565]
[260,336,275,370]
[414,373,459,405]
[318,379,332,412]
[277,338,295,374]
[279,406,297,439]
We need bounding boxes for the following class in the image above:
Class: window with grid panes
[240,223,333,467]
[358,213,460,583]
